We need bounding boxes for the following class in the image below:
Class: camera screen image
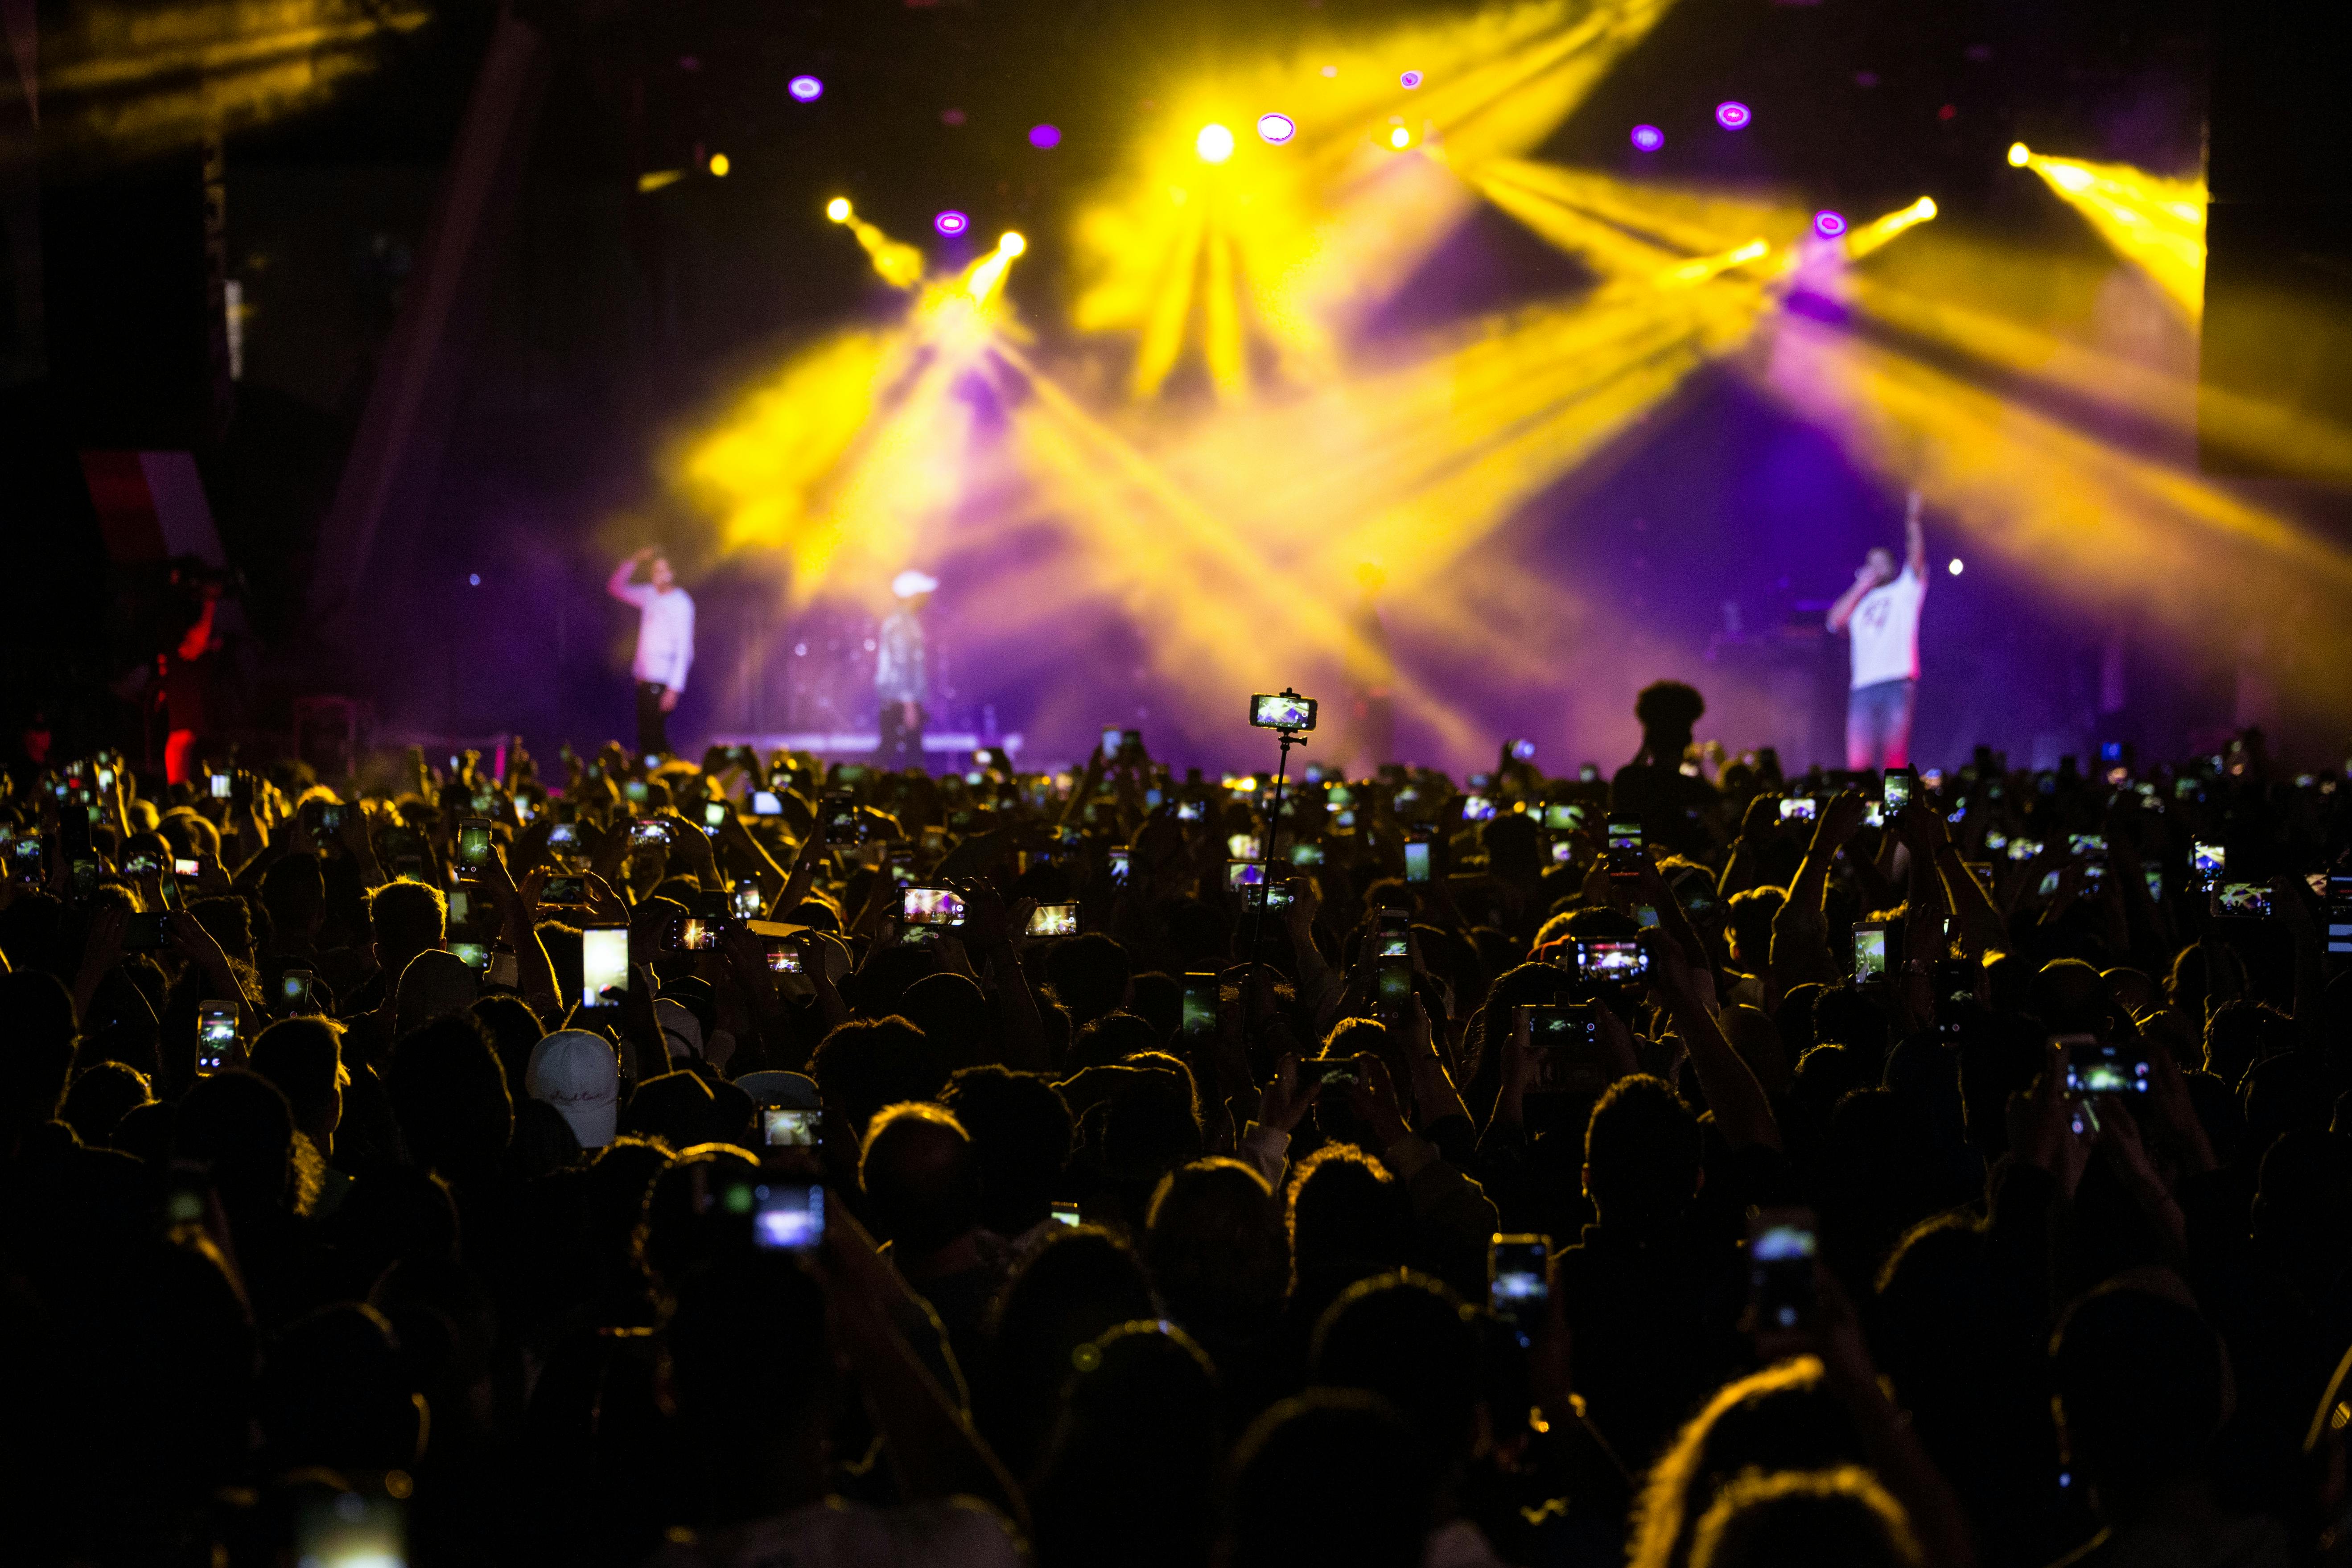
[2213,882,2273,917]
[198,1007,236,1072]
[902,886,966,926]
[1883,772,1912,811]
[1605,819,1643,852]
[762,1108,819,1147]
[1749,1219,1818,1329]
[1028,902,1080,937]
[1578,939,1650,980]
[1227,860,1267,890]
[449,942,490,971]
[2008,837,2043,861]
[751,790,782,815]
[1779,798,1817,822]
[2062,1037,2148,1095]
[2192,843,2225,879]
[678,918,718,951]
[1853,927,1888,982]
[766,945,805,974]
[1250,693,1317,730]
[1402,842,1431,882]
[752,1182,824,1251]
[1489,1268,1545,1307]
[1544,803,1582,830]
[581,927,630,1006]
[1461,795,1496,822]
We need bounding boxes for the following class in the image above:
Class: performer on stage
[876,570,936,770]
[607,547,696,758]
[1826,490,1927,770]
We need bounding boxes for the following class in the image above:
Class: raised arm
[606,549,651,604]
[1904,489,1928,581]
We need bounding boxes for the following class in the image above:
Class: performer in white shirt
[1825,490,1928,771]
[607,547,696,758]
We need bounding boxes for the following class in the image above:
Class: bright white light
[999,231,1026,255]
[1947,557,1964,576]
[826,197,851,222]
[1195,123,1236,164]
[1256,111,1296,145]
[2007,141,2031,167]
[1389,125,1412,149]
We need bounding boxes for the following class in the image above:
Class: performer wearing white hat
[877,570,937,770]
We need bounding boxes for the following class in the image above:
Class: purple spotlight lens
[1028,123,1061,149]
[1812,209,1847,238]
[1399,70,1424,89]
[1714,99,1751,130]
[1256,111,1296,145]
[787,74,824,103]
[1630,123,1664,152]
[933,209,969,237]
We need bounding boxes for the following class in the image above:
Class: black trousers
[636,682,673,759]
[876,700,926,771]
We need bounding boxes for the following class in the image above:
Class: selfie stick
[1242,690,1312,979]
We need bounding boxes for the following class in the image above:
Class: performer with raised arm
[607,546,696,759]
[1826,490,1928,770]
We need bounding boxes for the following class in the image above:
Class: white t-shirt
[649,1496,1024,1568]
[616,583,696,691]
[1848,567,1924,690]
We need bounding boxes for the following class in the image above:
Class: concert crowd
[4,683,2349,1568]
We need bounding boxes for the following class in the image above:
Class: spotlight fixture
[1256,112,1297,145]
[998,231,1027,256]
[1948,558,1964,576]
[1196,123,1236,164]
[2006,141,2031,167]
[1030,124,1062,149]
[934,209,970,237]
[1812,209,1846,238]
[708,152,731,177]
[1714,100,1751,130]
[1629,123,1664,152]
[826,197,852,222]
[1400,70,1424,89]
[787,74,824,103]
[1389,125,1413,149]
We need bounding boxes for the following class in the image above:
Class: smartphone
[751,790,783,816]
[673,916,721,952]
[1574,938,1651,984]
[198,1001,237,1074]
[1227,832,1260,861]
[751,1180,825,1251]
[1219,860,1264,894]
[2191,843,2225,886]
[1302,1057,1360,1091]
[449,941,491,971]
[902,885,966,926]
[1181,971,1219,1037]
[581,925,630,1007]
[1851,921,1893,984]
[1488,1234,1549,1343]
[2068,833,2109,862]
[1250,692,1317,731]
[622,780,650,805]
[1101,725,1125,756]
[2060,1034,2148,1095]
[2326,874,2352,956]
[1174,799,1207,823]
[1932,957,1975,1037]
[1748,1208,1819,1331]
[543,875,587,905]
[1882,770,1912,812]
[1402,841,1431,883]
[704,801,730,831]
[171,855,201,878]
[1550,840,1577,865]
[1028,902,1080,938]
[109,909,166,953]
[729,883,764,919]
[457,818,493,872]
[2008,837,2043,862]
[1517,1003,1612,1096]
[1544,802,1583,831]
[2211,881,2273,919]
[1604,819,1644,853]
[1050,1200,1083,1227]
[10,835,43,876]
[822,792,860,843]
[1779,797,1818,823]
[1376,947,1414,1014]
[209,773,231,800]
[629,818,667,848]
[280,970,316,1014]
[762,1107,820,1148]
[1108,846,1132,886]
[1461,795,1496,823]
[765,943,806,975]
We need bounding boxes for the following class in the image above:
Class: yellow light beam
[2011,145,2205,319]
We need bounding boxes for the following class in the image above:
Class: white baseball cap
[526,1031,621,1148]
[891,569,939,599]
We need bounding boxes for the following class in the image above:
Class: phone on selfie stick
[1240,689,1316,980]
